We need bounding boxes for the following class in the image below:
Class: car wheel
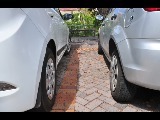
[110,50,137,102]
[39,48,56,112]
[98,41,103,55]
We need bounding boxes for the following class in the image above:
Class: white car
[0,8,72,112]
[97,8,160,102]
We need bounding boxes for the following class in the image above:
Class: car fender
[110,25,127,44]
[110,25,130,81]
[33,32,57,107]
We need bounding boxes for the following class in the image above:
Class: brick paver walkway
[52,37,160,112]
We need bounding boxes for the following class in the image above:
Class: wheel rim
[110,55,118,92]
[46,58,55,100]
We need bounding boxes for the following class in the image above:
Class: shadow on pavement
[51,43,80,112]
[130,87,160,112]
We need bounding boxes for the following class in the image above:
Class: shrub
[65,9,102,37]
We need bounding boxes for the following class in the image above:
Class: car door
[102,8,115,56]
[100,11,111,50]
[124,8,134,28]
[52,8,69,49]
[99,18,106,47]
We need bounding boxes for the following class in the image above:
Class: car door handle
[48,12,54,18]
[111,14,117,20]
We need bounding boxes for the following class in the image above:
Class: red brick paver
[52,44,80,112]
[51,37,160,112]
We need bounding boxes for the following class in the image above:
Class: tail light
[144,8,160,12]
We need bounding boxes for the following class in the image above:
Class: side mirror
[96,14,104,21]
[63,13,74,20]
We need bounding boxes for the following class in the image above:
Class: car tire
[39,48,57,112]
[110,50,137,102]
[98,41,103,55]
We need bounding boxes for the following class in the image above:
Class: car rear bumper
[118,38,160,91]
[0,9,45,112]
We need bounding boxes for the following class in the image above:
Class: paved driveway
[52,37,160,112]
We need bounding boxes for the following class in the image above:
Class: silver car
[97,8,160,102]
